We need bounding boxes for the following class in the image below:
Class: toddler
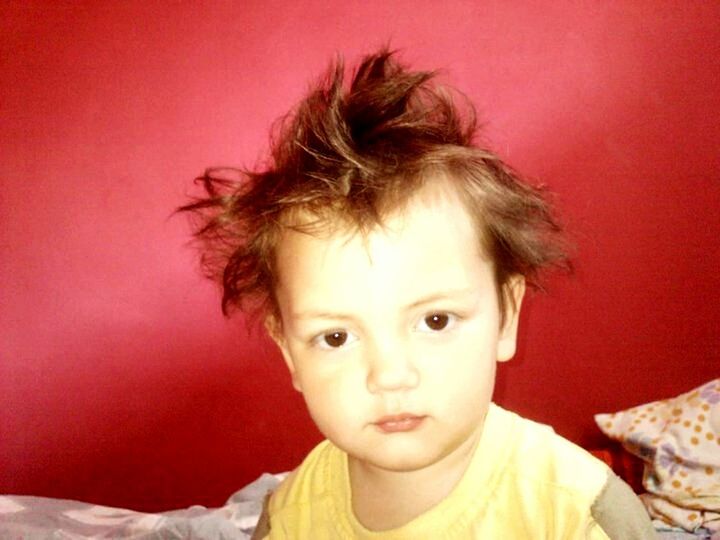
[182,50,654,539]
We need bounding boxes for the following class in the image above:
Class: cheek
[423,326,498,372]
[296,365,366,431]
[421,333,498,402]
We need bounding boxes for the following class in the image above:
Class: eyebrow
[291,311,356,322]
[291,288,478,321]
[408,287,477,306]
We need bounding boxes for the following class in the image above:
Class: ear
[265,315,303,392]
[497,275,526,362]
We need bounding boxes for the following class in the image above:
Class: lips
[373,413,426,433]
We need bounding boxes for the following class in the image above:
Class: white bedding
[0,473,284,539]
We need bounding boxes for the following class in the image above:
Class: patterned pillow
[595,379,720,532]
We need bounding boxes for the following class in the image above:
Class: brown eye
[424,313,450,331]
[324,331,348,348]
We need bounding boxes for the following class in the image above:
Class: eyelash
[310,312,460,350]
[312,330,358,350]
[415,312,459,333]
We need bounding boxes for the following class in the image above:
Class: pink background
[2,1,718,511]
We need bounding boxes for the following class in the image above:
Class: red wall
[2,1,718,511]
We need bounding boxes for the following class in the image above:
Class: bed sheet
[0,473,283,539]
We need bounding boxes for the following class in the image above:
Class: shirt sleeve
[589,472,656,540]
[250,491,272,540]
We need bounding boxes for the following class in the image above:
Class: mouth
[373,413,426,433]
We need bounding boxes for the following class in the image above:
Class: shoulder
[488,405,654,538]
[269,439,338,513]
[490,404,610,495]
[265,440,348,538]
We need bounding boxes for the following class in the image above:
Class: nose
[365,337,420,394]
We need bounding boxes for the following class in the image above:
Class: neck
[348,423,483,531]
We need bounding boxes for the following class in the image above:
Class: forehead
[272,182,494,316]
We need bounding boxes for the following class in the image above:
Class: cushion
[595,379,720,532]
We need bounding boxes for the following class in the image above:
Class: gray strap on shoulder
[590,472,656,540]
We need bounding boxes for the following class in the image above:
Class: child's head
[182,49,568,474]
[269,177,526,474]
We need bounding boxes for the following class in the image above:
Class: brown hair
[180,49,569,324]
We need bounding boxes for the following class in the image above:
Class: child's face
[269,182,524,475]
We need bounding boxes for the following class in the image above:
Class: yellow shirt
[266,404,632,538]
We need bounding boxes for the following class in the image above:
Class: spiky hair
[180,49,569,322]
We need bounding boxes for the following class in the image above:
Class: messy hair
[180,49,570,324]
